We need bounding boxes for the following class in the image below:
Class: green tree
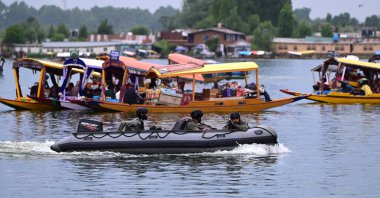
[3,24,26,44]
[294,7,311,21]
[152,40,175,58]
[205,37,219,52]
[47,25,55,38]
[159,15,179,31]
[51,33,65,41]
[223,7,249,33]
[130,25,150,35]
[195,16,215,29]
[78,25,88,41]
[278,2,295,37]
[252,21,275,51]
[321,24,333,37]
[365,15,380,28]
[97,19,114,34]
[326,13,332,23]
[247,14,260,33]
[297,22,312,38]
[179,0,212,28]
[56,23,70,38]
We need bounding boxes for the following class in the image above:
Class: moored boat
[50,119,278,154]
[281,55,380,103]
[97,61,306,113]
[30,52,103,110]
[0,58,67,110]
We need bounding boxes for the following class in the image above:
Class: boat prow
[0,96,62,111]
[280,89,380,104]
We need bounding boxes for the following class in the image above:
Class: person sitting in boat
[71,81,80,97]
[123,83,140,104]
[65,82,74,96]
[48,84,59,99]
[29,82,39,97]
[118,108,148,132]
[184,110,214,131]
[223,112,249,131]
[350,78,373,96]
[245,82,272,102]
[105,84,116,99]
[82,83,94,98]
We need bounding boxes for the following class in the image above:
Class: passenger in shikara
[149,78,157,89]
[351,78,373,96]
[184,110,214,131]
[82,83,93,98]
[71,81,80,97]
[105,84,116,99]
[223,112,249,131]
[123,83,139,104]
[245,82,272,102]
[118,108,148,132]
[29,82,39,97]
[65,82,74,96]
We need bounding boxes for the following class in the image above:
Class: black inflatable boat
[51,119,278,154]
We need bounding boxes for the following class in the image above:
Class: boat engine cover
[77,119,103,133]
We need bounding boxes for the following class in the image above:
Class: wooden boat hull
[67,98,118,112]
[0,97,62,111]
[97,96,306,113]
[280,89,380,104]
[29,96,88,110]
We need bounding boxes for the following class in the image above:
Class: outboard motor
[77,119,103,133]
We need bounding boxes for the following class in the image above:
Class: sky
[1,0,379,22]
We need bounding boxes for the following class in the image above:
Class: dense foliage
[0,0,379,52]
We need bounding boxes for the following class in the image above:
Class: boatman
[223,112,249,131]
[184,110,214,131]
[118,108,148,132]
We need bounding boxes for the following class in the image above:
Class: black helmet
[190,110,203,119]
[230,112,240,119]
[136,108,148,120]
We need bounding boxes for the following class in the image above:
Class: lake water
[1,58,380,198]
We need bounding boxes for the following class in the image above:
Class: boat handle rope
[73,130,193,140]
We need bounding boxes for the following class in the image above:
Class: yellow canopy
[336,57,380,70]
[157,62,258,78]
[13,58,99,76]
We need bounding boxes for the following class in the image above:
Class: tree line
[1,0,380,52]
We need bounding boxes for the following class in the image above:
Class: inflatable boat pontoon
[51,119,278,154]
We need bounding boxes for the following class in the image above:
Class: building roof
[273,37,332,44]
[189,27,244,35]
[42,41,123,48]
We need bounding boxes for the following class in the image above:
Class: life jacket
[172,117,192,131]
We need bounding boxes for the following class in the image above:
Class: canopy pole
[101,70,106,101]
[37,67,46,98]
[13,68,21,99]
[244,71,248,86]
[255,70,260,98]
[192,74,195,101]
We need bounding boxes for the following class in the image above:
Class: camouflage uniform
[118,118,144,132]
[184,119,212,131]
[223,120,249,131]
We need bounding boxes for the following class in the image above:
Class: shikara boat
[50,119,278,154]
[31,56,103,110]
[71,51,205,111]
[98,61,306,113]
[168,53,245,82]
[0,58,69,110]
[281,56,380,103]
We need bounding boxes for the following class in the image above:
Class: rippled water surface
[1,58,380,197]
